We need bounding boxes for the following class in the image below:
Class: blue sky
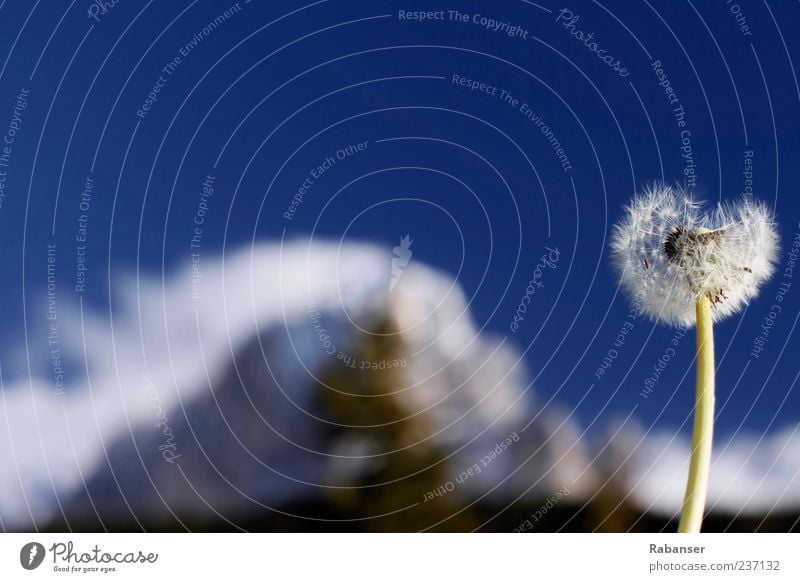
[0,0,799,442]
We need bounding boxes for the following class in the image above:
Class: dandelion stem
[678,295,715,533]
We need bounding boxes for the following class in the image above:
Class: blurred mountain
[0,241,797,532]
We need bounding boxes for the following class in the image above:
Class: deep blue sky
[0,0,799,440]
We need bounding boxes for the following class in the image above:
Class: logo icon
[390,235,413,291]
[20,542,45,570]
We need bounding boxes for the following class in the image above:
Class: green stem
[678,295,716,533]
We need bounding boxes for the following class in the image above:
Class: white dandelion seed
[611,183,779,327]
[610,182,780,532]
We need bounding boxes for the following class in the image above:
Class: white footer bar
[1,533,796,580]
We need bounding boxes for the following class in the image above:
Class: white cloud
[618,423,800,516]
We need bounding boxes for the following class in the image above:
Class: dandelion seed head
[610,183,779,327]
